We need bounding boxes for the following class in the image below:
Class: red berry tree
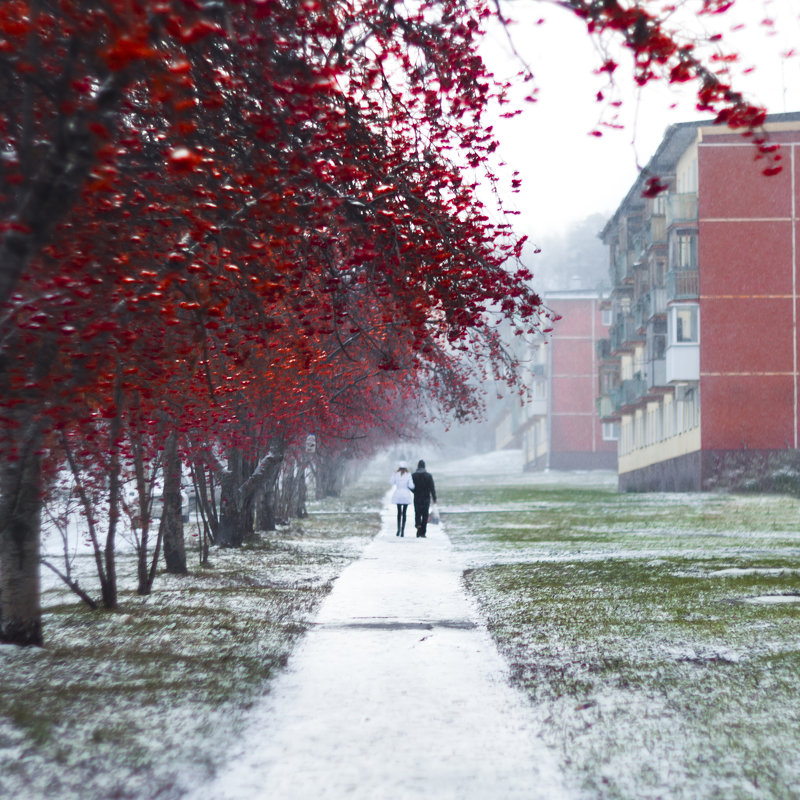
[0,0,779,644]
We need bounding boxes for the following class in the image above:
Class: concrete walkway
[192,499,568,799]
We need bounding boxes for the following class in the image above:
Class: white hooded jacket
[390,470,415,504]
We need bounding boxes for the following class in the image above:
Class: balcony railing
[633,298,646,332]
[631,232,647,261]
[654,287,667,316]
[596,338,613,360]
[609,315,643,352]
[615,375,648,410]
[666,269,699,301]
[666,193,698,227]
[612,248,643,284]
[647,358,667,390]
[624,315,644,346]
[614,254,628,283]
[646,214,667,246]
[644,287,667,318]
[634,288,667,328]
[597,395,618,420]
[609,324,625,353]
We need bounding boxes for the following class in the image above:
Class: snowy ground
[3,450,800,799]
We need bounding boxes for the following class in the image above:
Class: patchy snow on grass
[744,594,800,605]
[1,490,380,800]
[709,567,800,578]
[6,450,800,799]
[443,452,800,800]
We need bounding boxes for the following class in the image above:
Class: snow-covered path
[190,498,568,800]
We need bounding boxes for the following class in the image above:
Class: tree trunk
[130,433,154,596]
[100,410,123,610]
[190,461,214,563]
[293,466,308,519]
[216,446,281,546]
[256,484,276,531]
[160,431,187,574]
[316,452,346,498]
[136,523,150,594]
[255,455,283,531]
[0,436,43,646]
[274,459,309,522]
[1,72,125,308]
[218,485,249,547]
[217,450,246,548]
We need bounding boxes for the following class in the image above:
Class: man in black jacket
[412,459,437,538]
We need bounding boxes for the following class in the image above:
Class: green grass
[449,478,800,799]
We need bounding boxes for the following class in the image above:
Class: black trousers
[414,500,430,536]
[396,504,408,534]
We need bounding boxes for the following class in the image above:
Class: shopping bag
[430,503,440,525]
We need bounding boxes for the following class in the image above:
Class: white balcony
[526,397,547,417]
[666,344,699,382]
[666,193,698,227]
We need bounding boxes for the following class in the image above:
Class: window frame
[670,304,699,346]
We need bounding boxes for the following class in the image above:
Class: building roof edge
[599,111,800,241]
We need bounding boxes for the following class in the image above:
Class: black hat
[417,459,425,469]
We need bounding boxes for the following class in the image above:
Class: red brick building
[598,113,800,491]
[495,289,617,471]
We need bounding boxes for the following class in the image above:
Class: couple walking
[391,460,437,538]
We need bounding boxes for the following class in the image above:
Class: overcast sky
[480,0,800,243]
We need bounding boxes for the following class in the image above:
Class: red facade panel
[698,135,799,455]
[701,375,795,451]
[700,297,794,375]
[698,144,793,219]
[699,221,793,297]
[554,338,593,373]
[539,294,615,466]
[551,300,595,337]
[552,375,595,415]
[551,414,595,452]
[795,147,800,217]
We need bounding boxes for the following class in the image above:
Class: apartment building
[597,113,800,491]
[495,288,617,471]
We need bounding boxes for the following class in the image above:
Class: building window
[635,413,645,449]
[602,308,613,327]
[672,305,699,344]
[649,333,666,360]
[600,369,618,395]
[682,390,693,431]
[602,422,619,441]
[672,231,697,269]
[620,418,632,453]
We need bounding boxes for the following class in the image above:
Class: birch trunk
[0,435,43,646]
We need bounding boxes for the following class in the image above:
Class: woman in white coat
[391,461,415,537]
